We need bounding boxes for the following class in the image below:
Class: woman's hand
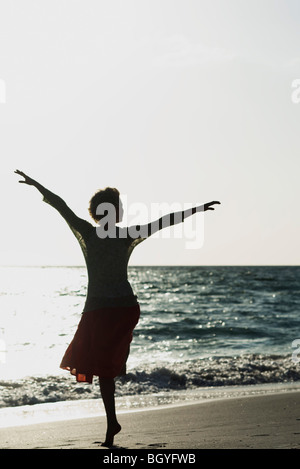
[204,201,221,211]
[14,170,37,186]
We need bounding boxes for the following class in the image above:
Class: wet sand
[0,391,299,449]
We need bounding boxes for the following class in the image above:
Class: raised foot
[101,423,122,447]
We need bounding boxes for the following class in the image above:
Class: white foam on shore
[1,381,300,429]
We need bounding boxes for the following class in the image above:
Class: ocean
[0,265,300,421]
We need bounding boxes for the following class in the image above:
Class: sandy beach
[0,390,299,450]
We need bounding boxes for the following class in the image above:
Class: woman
[15,169,220,447]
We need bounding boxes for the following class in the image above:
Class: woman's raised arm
[15,169,72,211]
[15,169,45,191]
[128,201,221,240]
[14,169,93,239]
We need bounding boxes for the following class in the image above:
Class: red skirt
[60,303,140,383]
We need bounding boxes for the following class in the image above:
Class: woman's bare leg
[118,346,130,376]
[99,377,121,447]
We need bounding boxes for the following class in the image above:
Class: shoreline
[0,389,299,449]
[1,381,300,429]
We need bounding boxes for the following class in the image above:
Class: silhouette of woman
[15,169,220,447]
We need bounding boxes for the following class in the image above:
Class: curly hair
[88,187,120,223]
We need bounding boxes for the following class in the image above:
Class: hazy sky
[0,0,299,266]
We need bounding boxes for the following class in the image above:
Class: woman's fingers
[204,201,221,211]
[15,169,33,184]
[208,201,221,208]
[15,169,26,178]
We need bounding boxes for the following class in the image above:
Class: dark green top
[42,188,145,311]
[41,186,201,311]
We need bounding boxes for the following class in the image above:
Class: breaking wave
[1,354,299,408]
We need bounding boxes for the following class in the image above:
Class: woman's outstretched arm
[128,201,221,240]
[14,170,92,238]
[15,169,75,213]
[15,169,46,193]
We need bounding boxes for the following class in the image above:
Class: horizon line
[1,264,299,268]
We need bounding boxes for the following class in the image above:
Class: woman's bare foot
[101,422,122,447]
